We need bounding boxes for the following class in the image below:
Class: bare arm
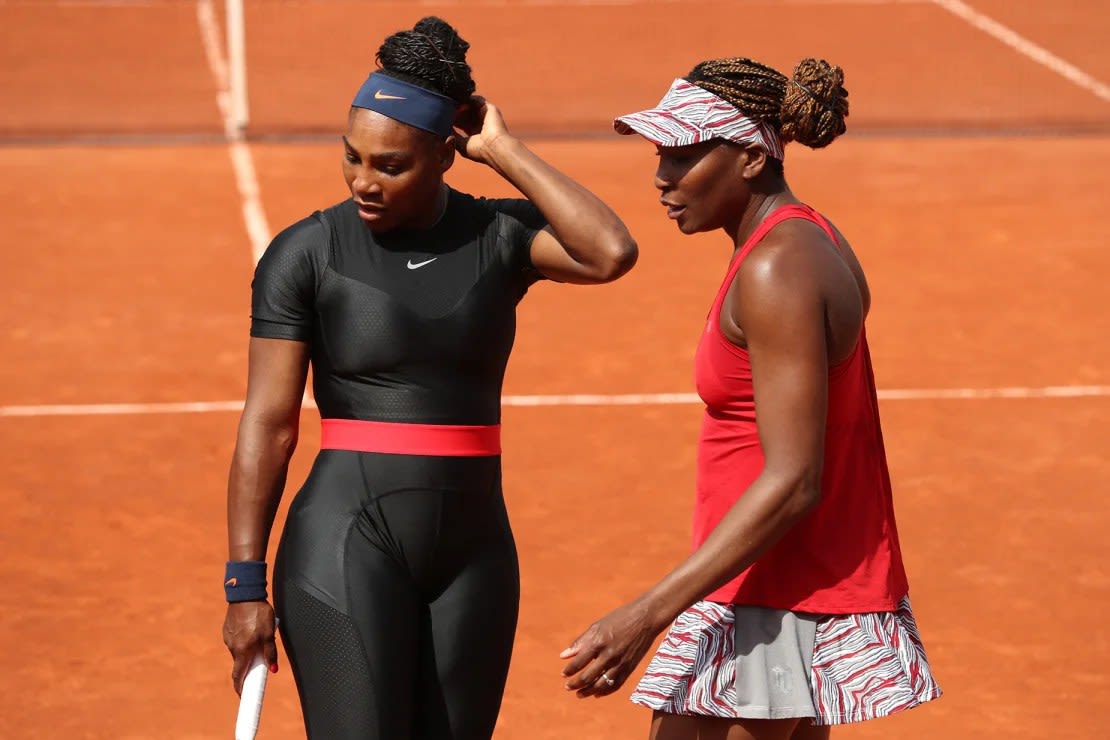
[560,236,830,695]
[227,337,310,560]
[222,336,309,694]
[636,240,829,624]
[456,98,638,284]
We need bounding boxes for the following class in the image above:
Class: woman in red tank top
[559,57,941,738]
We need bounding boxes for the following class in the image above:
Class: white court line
[2,386,1109,417]
[53,1,161,5]
[930,0,1110,103]
[3,0,927,4]
[414,0,926,5]
[0,0,928,8]
[414,0,925,6]
[196,0,272,263]
[4,1,167,6]
[0,0,925,6]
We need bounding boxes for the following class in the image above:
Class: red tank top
[693,204,908,614]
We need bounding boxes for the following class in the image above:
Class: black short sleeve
[489,198,548,279]
[250,215,327,341]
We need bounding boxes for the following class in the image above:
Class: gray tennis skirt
[630,596,941,725]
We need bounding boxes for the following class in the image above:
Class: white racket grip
[235,652,269,740]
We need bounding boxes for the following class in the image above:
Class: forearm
[226,417,298,562]
[484,136,635,269]
[641,473,819,630]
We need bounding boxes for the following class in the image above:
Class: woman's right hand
[453,96,512,166]
[222,601,279,695]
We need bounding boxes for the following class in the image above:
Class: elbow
[270,423,299,458]
[593,235,639,283]
[237,412,300,462]
[782,474,822,521]
[796,482,822,516]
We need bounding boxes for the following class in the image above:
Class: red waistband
[320,419,501,457]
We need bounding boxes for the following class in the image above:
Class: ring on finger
[600,672,616,687]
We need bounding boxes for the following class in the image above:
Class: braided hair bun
[375,16,476,104]
[779,59,849,149]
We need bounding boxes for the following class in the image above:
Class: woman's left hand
[560,598,662,698]
[453,96,511,165]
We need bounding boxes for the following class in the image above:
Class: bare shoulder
[737,218,838,295]
[726,216,864,345]
[819,216,871,317]
[730,221,829,336]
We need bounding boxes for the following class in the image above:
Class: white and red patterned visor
[614,78,785,160]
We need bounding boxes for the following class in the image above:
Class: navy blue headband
[351,71,458,137]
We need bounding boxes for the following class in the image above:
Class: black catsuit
[249,190,546,739]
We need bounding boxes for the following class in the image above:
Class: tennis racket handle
[235,652,269,740]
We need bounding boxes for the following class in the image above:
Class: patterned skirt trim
[630,595,942,725]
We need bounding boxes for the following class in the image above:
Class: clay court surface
[2,1,1108,738]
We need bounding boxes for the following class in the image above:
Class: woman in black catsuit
[219,17,637,740]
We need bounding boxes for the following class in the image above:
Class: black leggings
[273,450,519,739]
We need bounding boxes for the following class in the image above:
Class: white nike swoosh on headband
[407,257,437,270]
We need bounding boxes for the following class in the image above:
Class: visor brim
[613,110,710,148]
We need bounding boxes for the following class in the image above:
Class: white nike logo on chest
[406,257,437,270]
